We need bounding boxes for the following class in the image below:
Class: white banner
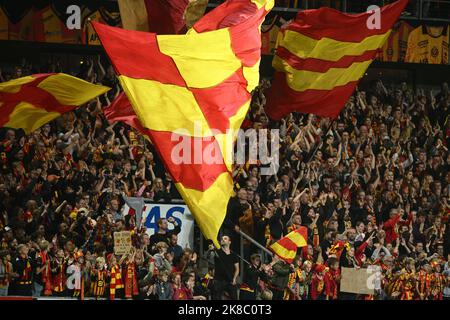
[122,201,194,249]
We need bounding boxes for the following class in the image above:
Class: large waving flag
[265,0,408,120]
[270,226,308,263]
[94,0,273,247]
[0,74,109,134]
[118,0,209,34]
[114,0,210,137]
[104,92,151,140]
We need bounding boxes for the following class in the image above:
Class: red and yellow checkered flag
[94,0,274,248]
[270,226,308,263]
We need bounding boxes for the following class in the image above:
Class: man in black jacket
[222,188,249,252]
[149,217,180,252]
[268,199,290,242]
[11,244,34,296]
[239,253,267,300]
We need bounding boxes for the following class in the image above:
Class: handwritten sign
[340,267,380,295]
[113,231,132,255]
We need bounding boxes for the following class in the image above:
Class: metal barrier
[238,230,273,283]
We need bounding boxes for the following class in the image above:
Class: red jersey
[173,285,193,300]
[324,269,340,299]
[311,274,325,300]
[382,213,412,244]
[51,259,66,293]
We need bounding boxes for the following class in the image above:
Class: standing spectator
[51,249,67,297]
[149,217,180,250]
[153,242,172,273]
[223,188,249,252]
[268,255,291,300]
[11,244,33,296]
[0,250,13,296]
[212,235,239,300]
[239,253,266,300]
[33,240,52,297]
[154,270,173,300]
[168,233,183,265]
[90,257,108,300]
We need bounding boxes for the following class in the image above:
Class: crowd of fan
[0,56,449,300]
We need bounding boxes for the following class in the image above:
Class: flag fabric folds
[0,73,110,134]
[265,0,408,120]
[104,92,151,140]
[116,0,210,137]
[122,196,145,229]
[93,0,274,248]
[270,226,308,263]
[118,0,209,34]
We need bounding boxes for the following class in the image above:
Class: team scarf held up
[264,0,409,120]
[94,0,274,248]
[0,73,110,134]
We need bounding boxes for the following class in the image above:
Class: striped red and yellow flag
[118,0,209,34]
[265,0,408,120]
[0,73,110,134]
[94,0,273,248]
[270,226,307,263]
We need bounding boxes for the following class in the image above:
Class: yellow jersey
[405,25,449,64]
[377,21,413,62]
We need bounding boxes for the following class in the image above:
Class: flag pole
[238,230,273,257]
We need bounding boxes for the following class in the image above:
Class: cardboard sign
[340,266,380,295]
[113,231,132,255]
